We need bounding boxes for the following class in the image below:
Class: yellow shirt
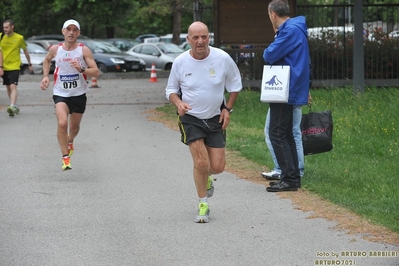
[0,32,27,71]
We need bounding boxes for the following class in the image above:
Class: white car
[159,33,188,44]
[20,42,55,75]
[125,42,184,70]
[388,30,399,38]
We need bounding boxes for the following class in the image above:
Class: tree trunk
[333,0,339,26]
[172,0,183,45]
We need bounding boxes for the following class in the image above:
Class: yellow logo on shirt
[209,67,215,77]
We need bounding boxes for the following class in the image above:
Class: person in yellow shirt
[0,19,33,116]
[0,51,3,78]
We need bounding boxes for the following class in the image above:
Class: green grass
[157,87,399,233]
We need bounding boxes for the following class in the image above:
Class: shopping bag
[300,106,333,155]
[260,65,290,103]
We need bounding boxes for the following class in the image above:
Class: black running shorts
[2,70,20,86]
[178,114,226,148]
[53,94,87,114]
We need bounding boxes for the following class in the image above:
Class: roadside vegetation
[156,87,399,234]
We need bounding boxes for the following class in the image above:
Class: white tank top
[53,43,89,97]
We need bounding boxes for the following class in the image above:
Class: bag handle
[307,103,312,113]
[268,65,286,69]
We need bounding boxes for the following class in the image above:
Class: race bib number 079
[60,74,81,89]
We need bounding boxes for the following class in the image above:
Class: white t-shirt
[165,46,242,119]
[53,43,89,97]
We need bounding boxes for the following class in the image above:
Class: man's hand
[219,108,231,130]
[177,102,192,116]
[40,77,50,90]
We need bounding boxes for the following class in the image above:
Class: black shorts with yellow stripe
[178,114,226,148]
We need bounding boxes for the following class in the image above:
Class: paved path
[0,77,398,266]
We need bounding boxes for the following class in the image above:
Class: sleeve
[165,61,180,100]
[20,36,28,49]
[224,54,242,93]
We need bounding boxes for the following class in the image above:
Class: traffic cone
[149,63,158,82]
[90,76,100,88]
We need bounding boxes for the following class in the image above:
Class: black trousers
[269,103,300,186]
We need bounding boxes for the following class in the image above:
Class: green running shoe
[7,106,15,117]
[68,142,74,157]
[194,202,210,223]
[207,176,214,198]
[7,106,20,117]
[13,106,20,115]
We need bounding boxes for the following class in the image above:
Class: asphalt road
[0,75,398,266]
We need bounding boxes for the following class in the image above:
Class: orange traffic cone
[90,76,100,88]
[149,63,158,82]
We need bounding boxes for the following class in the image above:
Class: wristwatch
[224,107,233,114]
[80,66,86,73]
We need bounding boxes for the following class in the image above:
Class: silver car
[125,42,185,70]
[20,42,55,75]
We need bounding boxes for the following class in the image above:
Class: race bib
[60,74,81,89]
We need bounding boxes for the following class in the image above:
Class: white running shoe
[261,170,281,180]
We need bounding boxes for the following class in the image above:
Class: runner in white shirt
[40,19,99,171]
[165,21,242,223]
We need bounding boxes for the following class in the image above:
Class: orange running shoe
[62,157,72,171]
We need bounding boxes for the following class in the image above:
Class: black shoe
[269,181,278,187]
[270,179,301,188]
[266,182,298,192]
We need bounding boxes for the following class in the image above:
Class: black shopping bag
[300,106,333,155]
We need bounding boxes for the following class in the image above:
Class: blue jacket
[263,16,310,105]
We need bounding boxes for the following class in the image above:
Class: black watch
[224,107,233,114]
[80,66,86,73]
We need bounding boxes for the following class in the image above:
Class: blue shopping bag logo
[265,75,282,86]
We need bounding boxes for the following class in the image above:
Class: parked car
[180,41,191,50]
[79,39,146,72]
[20,42,55,75]
[308,26,354,40]
[388,30,399,39]
[125,42,185,70]
[159,33,187,44]
[28,39,60,50]
[134,34,159,43]
[28,34,90,41]
[99,38,139,52]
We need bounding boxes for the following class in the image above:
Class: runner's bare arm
[40,46,58,90]
[82,46,99,77]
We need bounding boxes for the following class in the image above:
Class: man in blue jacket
[263,0,310,192]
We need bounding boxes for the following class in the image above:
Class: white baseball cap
[62,19,80,30]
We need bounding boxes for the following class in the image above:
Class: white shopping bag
[260,65,290,103]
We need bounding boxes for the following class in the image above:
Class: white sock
[199,197,207,203]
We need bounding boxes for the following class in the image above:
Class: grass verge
[146,87,399,246]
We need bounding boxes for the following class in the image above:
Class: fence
[223,4,399,88]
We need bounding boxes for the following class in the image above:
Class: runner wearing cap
[40,19,99,171]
